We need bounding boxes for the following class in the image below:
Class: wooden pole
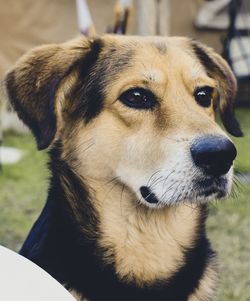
[135,0,170,36]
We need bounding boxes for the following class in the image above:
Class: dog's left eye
[194,86,214,107]
[118,88,157,109]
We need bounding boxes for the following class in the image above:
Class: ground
[0,108,250,300]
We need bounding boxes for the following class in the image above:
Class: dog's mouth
[139,176,229,207]
[193,176,228,199]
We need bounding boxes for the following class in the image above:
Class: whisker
[119,183,126,218]
[103,180,121,202]
[146,170,162,186]
[149,176,165,188]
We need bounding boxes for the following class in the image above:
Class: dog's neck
[85,176,203,284]
[60,171,216,301]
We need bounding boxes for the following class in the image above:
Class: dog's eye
[194,86,214,107]
[119,88,157,109]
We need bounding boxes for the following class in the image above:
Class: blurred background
[0,0,250,300]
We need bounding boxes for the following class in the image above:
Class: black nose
[190,136,237,176]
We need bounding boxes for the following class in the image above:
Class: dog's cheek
[115,131,166,197]
[68,117,125,178]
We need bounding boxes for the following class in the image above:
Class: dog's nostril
[190,136,237,176]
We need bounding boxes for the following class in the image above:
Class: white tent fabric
[0,245,77,301]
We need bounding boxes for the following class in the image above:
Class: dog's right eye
[118,88,157,110]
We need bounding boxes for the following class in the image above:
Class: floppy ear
[191,41,243,137]
[4,38,101,150]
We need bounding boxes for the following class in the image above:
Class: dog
[5,35,242,301]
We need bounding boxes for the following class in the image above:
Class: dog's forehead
[102,34,187,49]
[100,35,206,81]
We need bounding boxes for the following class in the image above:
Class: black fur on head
[5,38,103,150]
[191,40,243,137]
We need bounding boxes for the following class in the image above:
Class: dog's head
[5,35,242,208]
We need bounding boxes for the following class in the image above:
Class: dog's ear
[4,38,101,150]
[191,41,243,137]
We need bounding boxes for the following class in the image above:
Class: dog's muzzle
[139,135,237,207]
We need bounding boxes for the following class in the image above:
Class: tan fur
[69,289,89,301]
[92,182,200,284]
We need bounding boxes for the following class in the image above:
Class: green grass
[0,108,250,300]
[207,185,250,301]
[0,131,48,250]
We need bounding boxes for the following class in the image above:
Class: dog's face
[5,35,242,208]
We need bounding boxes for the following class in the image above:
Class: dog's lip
[194,176,228,198]
[195,176,227,187]
[198,187,226,198]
